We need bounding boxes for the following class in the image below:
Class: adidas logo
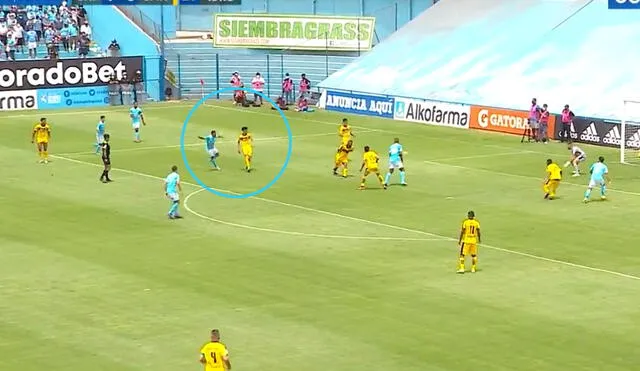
[569,122,578,139]
[626,129,640,149]
[580,122,600,143]
[603,126,622,145]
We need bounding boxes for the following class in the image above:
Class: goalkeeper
[564,142,586,177]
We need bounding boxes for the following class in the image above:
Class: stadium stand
[318,0,640,120]
[0,3,98,61]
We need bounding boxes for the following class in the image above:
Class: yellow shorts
[364,167,379,176]
[37,139,49,145]
[241,146,253,157]
[335,154,348,165]
[460,242,477,256]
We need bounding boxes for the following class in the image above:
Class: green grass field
[2,101,640,371]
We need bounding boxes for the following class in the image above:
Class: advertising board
[0,90,38,111]
[469,105,556,136]
[393,97,469,129]
[324,90,394,118]
[213,14,375,51]
[37,86,109,110]
[0,56,144,91]
[553,116,640,149]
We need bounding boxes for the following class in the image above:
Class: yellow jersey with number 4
[200,341,229,371]
[461,218,480,244]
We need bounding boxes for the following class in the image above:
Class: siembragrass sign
[213,14,375,51]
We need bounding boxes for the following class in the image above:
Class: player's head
[364,145,370,152]
[599,156,605,163]
[100,115,105,122]
[211,130,217,136]
[133,101,138,108]
[210,329,221,342]
[241,126,248,134]
[347,139,353,147]
[40,117,46,126]
[171,165,178,172]
[103,133,110,142]
[531,98,537,105]
[467,210,475,219]
[342,118,348,126]
[394,137,400,143]
[546,158,553,166]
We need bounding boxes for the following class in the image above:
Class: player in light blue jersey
[129,102,146,142]
[164,165,182,219]
[198,130,223,170]
[95,115,106,154]
[384,138,407,187]
[583,156,610,203]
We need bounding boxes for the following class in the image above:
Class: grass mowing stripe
[50,153,640,281]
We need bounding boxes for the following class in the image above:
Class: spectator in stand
[78,31,89,58]
[25,26,37,58]
[68,21,77,51]
[251,72,265,106]
[0,15,8,40]
[80,20,90,39]
[108,39,120,57]
[299,73,310,97]
[560,104,575,143]
[13,22,24,53]
[5,30,16,60]
[282,73,293,105]
[60,22,69,51]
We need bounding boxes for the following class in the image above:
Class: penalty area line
[49,154,640,282]
[183,188,447,242]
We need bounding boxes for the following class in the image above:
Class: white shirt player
[571,145,586,162]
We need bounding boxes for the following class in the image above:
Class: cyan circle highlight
[180,87,293,199]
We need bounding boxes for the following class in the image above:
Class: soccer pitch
[2,101,640,371]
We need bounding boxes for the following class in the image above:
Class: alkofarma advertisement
[213,14,375,51]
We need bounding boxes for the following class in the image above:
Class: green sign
[213,14,375,51]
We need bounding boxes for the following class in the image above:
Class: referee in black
[100,133,112,183]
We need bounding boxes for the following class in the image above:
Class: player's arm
[458,226,465,245]
[237,137,242,153]
[177,180,182,193]
[476,226,481,244]
[359,159,365,172]
[199,353,206,365]
[47,126,51,139]
[197,136,205,140]
[162,180,167,195]
[140,112,146,125]
[31,127,36,143]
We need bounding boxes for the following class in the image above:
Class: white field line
[423,160,640,197]
[49,153,640,281]
[54,131,355,156]
[184,188,447,242]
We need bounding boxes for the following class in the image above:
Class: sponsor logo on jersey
[602,126,622,145]
[579,122,600,143]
